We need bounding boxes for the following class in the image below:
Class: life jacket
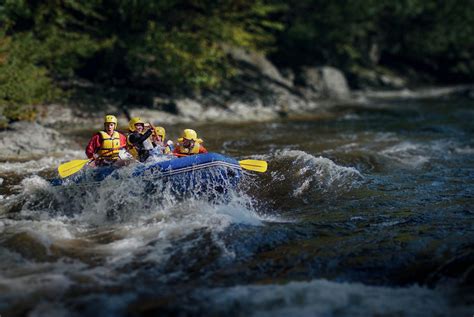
[175,142,201,154]
[164,143,173,154]
[97,131,122,159]
[126,136,139,159]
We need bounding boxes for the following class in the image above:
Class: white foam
[381,141,430,167]
[454,146,474,154]
[274,150,363,196]
[16,175,52,194]
[197,279,472,316]
[5,172,264,266]
[0,150,84,174]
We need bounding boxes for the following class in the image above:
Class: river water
[0,97,473,316]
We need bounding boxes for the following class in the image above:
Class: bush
[0,33,58,122]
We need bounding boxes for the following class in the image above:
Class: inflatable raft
[52,153,243,196]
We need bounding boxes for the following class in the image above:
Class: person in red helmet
[173,129,208,156]
[85,115,127,166]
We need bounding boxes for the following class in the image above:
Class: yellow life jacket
[97,131,122,159]
[126,135,139,159]
[176,142,201,154]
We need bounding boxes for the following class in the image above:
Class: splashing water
[0,97,473,316]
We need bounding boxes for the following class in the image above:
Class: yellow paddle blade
[58,159,90,178]
[239,159,268,173]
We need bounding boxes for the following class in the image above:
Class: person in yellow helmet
[85,115,127,166]
[173,129,208,156]
[126,117,156,162]
[150,126,174,154]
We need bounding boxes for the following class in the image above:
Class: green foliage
[271,0,381,68]
[2,0,111,78]
[1,0,473,124]
[380,0,474,80]
[0,32,57,122]
[0,0,108,122]
[90,0,283,90]
[271,0,474,82]
[0,0,283,108]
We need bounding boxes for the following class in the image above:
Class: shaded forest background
[1,0,473,122]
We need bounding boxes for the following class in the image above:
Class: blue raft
[52,153,243,197]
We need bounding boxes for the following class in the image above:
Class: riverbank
[1,48,473,160]
[31,48,474,128]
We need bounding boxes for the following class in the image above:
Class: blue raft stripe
[153,161,242,178]
[132,153,241,177]
[155,153,239,170]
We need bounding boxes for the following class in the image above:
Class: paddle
[238,159,268,173]
[58,159,92,178]
[173,153,268,173]
[58,146,123,178]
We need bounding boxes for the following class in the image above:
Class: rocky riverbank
[32,48,357,128]
[0,122,72,159]
[34,48,474,129]
[2,48,473,159]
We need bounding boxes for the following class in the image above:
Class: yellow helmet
[128,117,145,132]
[104,115,118,127]
[154,126,166,140]
[178,128,202,143]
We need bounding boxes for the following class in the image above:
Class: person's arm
[199,145,208,154]
[128,129,153,145]
[85,134,100,159]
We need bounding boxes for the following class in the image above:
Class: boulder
[0,121,68,158]
[298,66,350,99]
[226,47,292,87]
[174,98,205,120]
[351,67,407,90]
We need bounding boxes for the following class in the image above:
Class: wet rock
[175,98,205,120]
[226,46,292,87]
[35,104,76,126]
[379,73,406,88]
[352,67,407,90]
[226,101,278,121]
[280,68,296,85]
[0,121,68,158]
[297,66,351,100]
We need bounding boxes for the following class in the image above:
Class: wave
[246,150,362,206]
[381,141,431,167]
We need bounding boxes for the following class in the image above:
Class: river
[0,97,473,316]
